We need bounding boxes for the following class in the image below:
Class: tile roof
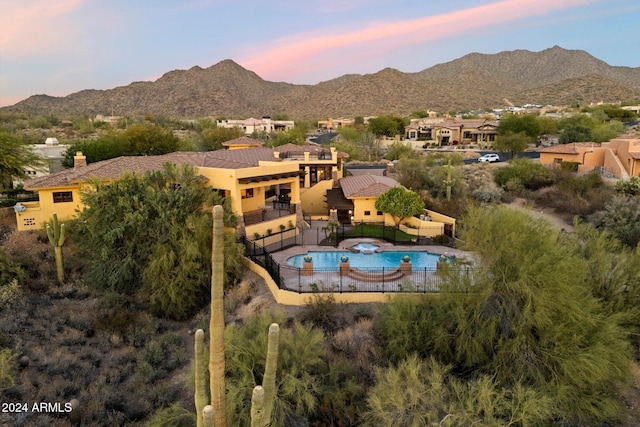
[339,174,400,198]
[538,142,599,154]
[23,149,280,189]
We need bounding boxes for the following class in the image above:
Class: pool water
[351,242,380,252]
[287,250,440,270]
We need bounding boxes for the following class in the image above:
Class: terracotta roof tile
[339,174,399,198]
[538,142,599,154]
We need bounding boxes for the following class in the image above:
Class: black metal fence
[240,236,475,294]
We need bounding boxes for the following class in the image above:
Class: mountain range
[5,46,640,119]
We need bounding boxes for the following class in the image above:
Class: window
[364,210,371,216]
[53,191,73,203]
[377,211,383,216]
[554,158,562,164]
[241,188,254,199]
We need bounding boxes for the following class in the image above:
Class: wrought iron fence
[240,235,475,294]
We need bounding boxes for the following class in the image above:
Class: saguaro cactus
[194,205,280,426]
[46,213,66,283]
[210,205,227,427]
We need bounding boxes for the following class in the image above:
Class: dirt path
[505,198,575,232]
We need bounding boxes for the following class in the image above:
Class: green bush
[493,158,554,191]
[560,161,580,171]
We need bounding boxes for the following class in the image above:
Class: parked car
[478,153,500,163]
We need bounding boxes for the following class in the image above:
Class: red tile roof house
[326,174,456,238]
[538,136,640,178]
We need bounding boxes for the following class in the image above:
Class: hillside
[4,46,640,118]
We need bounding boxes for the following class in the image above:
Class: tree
[224,311,325,426]
[0,131,44,188]
[199,126,245,151]
[496,113,542,140]
[493,131,530,160]
[376,206,633,424]
[75,163,242,318]
[367,115,406,137]
[374,187,424,226]
[559,124,593,144]
[363,355,552,426]
[384,141,417,161]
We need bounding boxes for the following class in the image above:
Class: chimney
[74,151,87,169]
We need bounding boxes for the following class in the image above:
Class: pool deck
[269,238,474,293]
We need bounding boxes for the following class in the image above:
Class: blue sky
[1,0,638,108]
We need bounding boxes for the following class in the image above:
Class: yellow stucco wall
[300,179,334,214]
[351,198,386,222]
[15,186,83,231]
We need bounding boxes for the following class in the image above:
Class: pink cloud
[0,0,84,57]
[239,0,599,82]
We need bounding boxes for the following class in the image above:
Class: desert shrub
[145,403,195,427]
[535,171,613,216]
[0,248,28,287]
[589,195,640,248]
[615,176,640,196]
[431,234,450,245]
[560,161,580,171]
[300,293,342,333]
[471,185,503,203]
[0,347,18,391]
[224,310,326,426]
[493,158,554,191]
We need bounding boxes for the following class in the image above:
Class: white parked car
[478,153,500,163]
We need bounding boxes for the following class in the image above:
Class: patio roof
[326,188,354,210]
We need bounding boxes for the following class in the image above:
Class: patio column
[304,166,310,188]
[294,202,304,230]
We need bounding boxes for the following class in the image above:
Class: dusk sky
[1,0,639,108]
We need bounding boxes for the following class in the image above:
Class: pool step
[346,267,405,283]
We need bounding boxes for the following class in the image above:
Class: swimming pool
[287,250,441,269]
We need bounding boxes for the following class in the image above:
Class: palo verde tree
[75,163,243,319]
[374,186,424,226]
[0,131,44,188]
[377,206,633,424]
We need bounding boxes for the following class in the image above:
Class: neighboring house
[326,174,456,237]
[538,136,640,178]
[12,138,71,187]
[216,117,294,135]
[405,118,498,147]
[317,118,355,131]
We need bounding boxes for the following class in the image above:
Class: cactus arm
[46,224,56,246]
[195,329,207,427]
[58,223,66,246]
[250,386,265,427]
[261,323,279,425]
[203,405,214,427]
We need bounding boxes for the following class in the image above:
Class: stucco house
[538,136,640,178]
[12,137,70,187]
[405,118,498,147]
[216,117,294,135]
[14,138,347,235]
[326,174,456,237]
